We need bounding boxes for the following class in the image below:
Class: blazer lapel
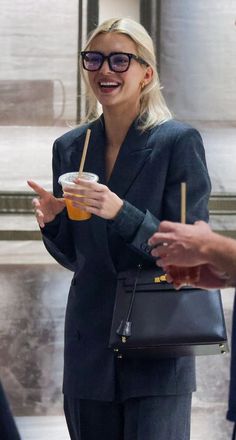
[70,117,107,185]
[108,119,152,198]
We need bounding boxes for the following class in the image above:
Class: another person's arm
[149,220,236,288]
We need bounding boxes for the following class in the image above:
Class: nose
[99,58,112,73]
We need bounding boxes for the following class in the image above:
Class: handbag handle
[116,265,142,342]
[116,265,168,343]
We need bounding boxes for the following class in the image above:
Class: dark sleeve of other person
[0,381,21,440]
[227,290,236,438]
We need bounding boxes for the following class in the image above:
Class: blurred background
[0,1,235,439]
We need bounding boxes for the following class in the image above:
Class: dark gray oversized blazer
[42,116,211,401]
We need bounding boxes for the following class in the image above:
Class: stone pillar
[76,0,99,123]
[87,0,99,35]
[140,0,161,71]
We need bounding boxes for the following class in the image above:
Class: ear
[143,66,153,86]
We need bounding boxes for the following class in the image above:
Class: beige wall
[1,0,236,124]
[0,0,139,125]
[99,0,139,22]
[0,0,78,123]
[161,0,236,121]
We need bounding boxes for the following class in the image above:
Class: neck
[103,107,139,149]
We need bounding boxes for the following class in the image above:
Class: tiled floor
[14,401,234,440]
[16,416,70,440]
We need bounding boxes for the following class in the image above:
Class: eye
[111,54,129,67]
[85,53,102,67]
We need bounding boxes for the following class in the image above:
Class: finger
[148,233,172,246]
[71,201,99,215]
[32,198,41,209]
[151,243,169,257]
[63,190,97,200]
[27,180,50,198]
[64,192,102,210]
[34,208,45,228]
[165,273,174,284]
[155,258,166,268]
[74,178,103,190]
[158,221,178,232]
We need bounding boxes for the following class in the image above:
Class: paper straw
[79,128,91,174]
[181,182,186,224]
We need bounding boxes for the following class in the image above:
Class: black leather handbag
[109,266,228,358]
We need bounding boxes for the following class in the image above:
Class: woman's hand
[27,180,65,228]
[63,178,123,220]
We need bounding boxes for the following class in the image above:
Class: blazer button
[140,242,147,250]
[140,242,151,253]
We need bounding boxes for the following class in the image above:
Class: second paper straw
[181,182,186,224]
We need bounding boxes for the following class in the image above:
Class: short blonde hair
[80,17,172,131]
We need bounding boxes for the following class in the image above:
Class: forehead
[89,33,138,54]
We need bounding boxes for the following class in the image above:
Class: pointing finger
[27,180,50,198]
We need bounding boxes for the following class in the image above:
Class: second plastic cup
[168,266,200,289]
[58,171,99,221]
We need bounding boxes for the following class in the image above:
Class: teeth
[100,82,119,86]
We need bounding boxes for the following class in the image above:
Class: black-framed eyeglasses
[81,51,148,73]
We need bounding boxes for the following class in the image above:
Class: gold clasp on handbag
[154,274,167,283]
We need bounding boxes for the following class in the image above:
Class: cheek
[124,70,143,90]
[125,78,142,96]
[87,73,97,92]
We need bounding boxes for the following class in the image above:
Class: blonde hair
[80,17,172,131]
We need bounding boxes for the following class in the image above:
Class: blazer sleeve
[109,201,159,261]
[40,139,77,271]
[162,127,211,224]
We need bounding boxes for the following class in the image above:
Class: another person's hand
[63,178,123,220]
[148,220,212,267]
[27,180,65,228]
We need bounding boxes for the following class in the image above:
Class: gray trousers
[64,394,192,440]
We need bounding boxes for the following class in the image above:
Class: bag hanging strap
[116,264,142,341]
[232,423,236,440]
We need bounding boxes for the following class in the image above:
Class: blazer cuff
[131,210,160,257]
[109,200,145,241]
[41,209,67,239]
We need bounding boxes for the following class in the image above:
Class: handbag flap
[120,267,177,291]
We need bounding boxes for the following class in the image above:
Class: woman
[28,18,211,440]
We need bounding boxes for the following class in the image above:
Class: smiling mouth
[99,81,121,89]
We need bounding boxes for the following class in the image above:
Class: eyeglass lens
[82,52,131,72]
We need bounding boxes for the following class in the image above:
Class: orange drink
[168,266,200,289]
[58,171,98,221]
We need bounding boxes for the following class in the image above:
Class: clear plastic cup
[58,171,99,221]
[168,266,200,289]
